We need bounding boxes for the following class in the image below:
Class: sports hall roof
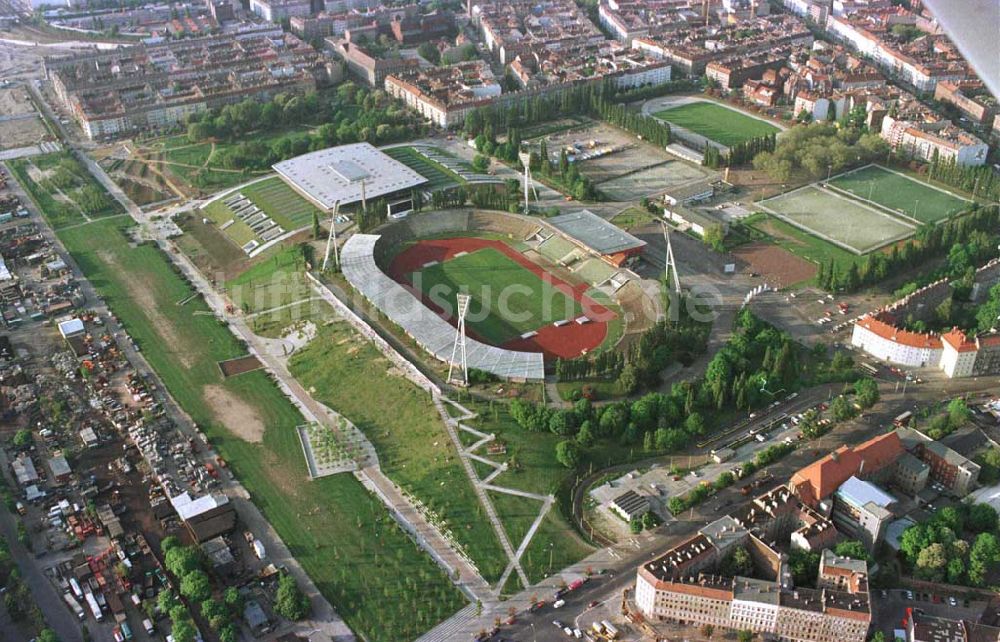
[547,209,646,256]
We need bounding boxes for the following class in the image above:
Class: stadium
[340,209,657,382]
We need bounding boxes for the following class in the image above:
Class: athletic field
[653,102,779,147]
[829,165,970,224]
[760,185,915,254]
[413,247,582,344]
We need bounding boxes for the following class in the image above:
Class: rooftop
[836,475,896,510]
[790,431,904,506]
[273,143,429,211]
[547,209,646,256]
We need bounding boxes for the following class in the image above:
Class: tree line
[815,204,1000,293]
[702,133,777,168]
[184,84,426,172]
[928,151,999,201]
[752,123,891,182]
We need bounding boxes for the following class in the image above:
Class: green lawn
[9,152,124,229]
[829,164,971,223]
[413,247,582,344]
[56,219,465,641]
[240,176,324,231]
[610,206,658,231]
[383,146,463,190]
[653,102,779,147]
[458,400,594,583]
[744,212,864,275]
[225,246,329,337]
[288,322,509,583]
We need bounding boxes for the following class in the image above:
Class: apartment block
[249,0,312,22]
[45,26,324,140]
[934,80,999,126]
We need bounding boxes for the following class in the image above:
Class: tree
[701,624,715,639]
[738,630,754,642]
[201,598,230,631]
[312,211,320,239]
[170,618,197,642]
[223,586,244,613]
[179,570,211,603]
[472,154,490,173]
[966,504,998,534]
[416,41,441,65]
[788,549,820,585]
[853,377,879,408]
[629,517,642,534]
[274,573,310,621]
[915,543,948,581]
[834,540,871,563]
[37,630,60,642]
[555,440,580,469]
[165,546,204,577]
[11,429,31,449]
[947,398,971,428]
[831,395,856,421]
[968,532,1000,586]
[869,632,886,642]
[703,224,725,251]
[720,547,753,577]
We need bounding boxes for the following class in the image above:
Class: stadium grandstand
[341,233,546,381]
[545,209,646,267]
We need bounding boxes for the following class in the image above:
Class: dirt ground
[203,384,266,443]
[0,88,49,150]
[0,87,36,117]
[731,241,816,287]
[218,354,263,377]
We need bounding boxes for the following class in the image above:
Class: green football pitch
[653,102,779,147]
[829,165,970,224]
[412,247,582,344]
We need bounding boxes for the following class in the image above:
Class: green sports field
[653,101,779,147]
[828,164,971,223]
[413,248,582,344]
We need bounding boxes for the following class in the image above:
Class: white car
[949,597,958,607]
[553,599,565,609]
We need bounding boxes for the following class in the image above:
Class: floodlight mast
[322,200,340,271]
[448,294,471,386]
[662,220,681,295]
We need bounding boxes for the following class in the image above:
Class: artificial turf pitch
[412,247,582,344]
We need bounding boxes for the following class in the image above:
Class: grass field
[240,176,324,231]
[9,152,124,229]
[459,400,594,584]
[200,176,320,250]
[829,164,971,223]
[653,102,779,147]
[56,218,465,640]
[760,185,914,254]
[288,322,510,583]
[413,247,583,345]
[225,246,331,337]
[383,146,463,190]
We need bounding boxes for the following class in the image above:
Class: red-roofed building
[789,432,904,508]
[940,328,1000,378]
[851,315,942,368]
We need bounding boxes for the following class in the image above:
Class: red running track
[387,237,615,359]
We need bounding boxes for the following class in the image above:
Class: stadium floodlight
[661,220,681,295]
[322,200,340,271]
[447,293,471,387]
[518,151,537,215]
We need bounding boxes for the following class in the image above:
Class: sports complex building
[274,142,429,214]
[341,209,652,382]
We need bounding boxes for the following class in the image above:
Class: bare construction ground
[0,87,49,150]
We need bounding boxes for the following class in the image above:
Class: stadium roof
[273,143,428,211]
[547,209,646,256]
[341,234,545,381]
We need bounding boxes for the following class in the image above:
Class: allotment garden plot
[759,184,915,254]
[828,164,971,224]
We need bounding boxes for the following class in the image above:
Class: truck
[601,620,619,639]
[83,589,103,622]
[252,539,266,561]
[568,578,586,591]
[63,592,86,621]
[142,619,155,635]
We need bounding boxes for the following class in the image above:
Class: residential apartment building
[45,27,324,140]
[934,80,999,126]
[897,428,982,497]
[825,10,968,93]
[851,315,943,368]
[249,0,312,22]
[906,612,1000,642]
[331,40,419,86]
[881,112,990,166]
[788,431,904,509]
